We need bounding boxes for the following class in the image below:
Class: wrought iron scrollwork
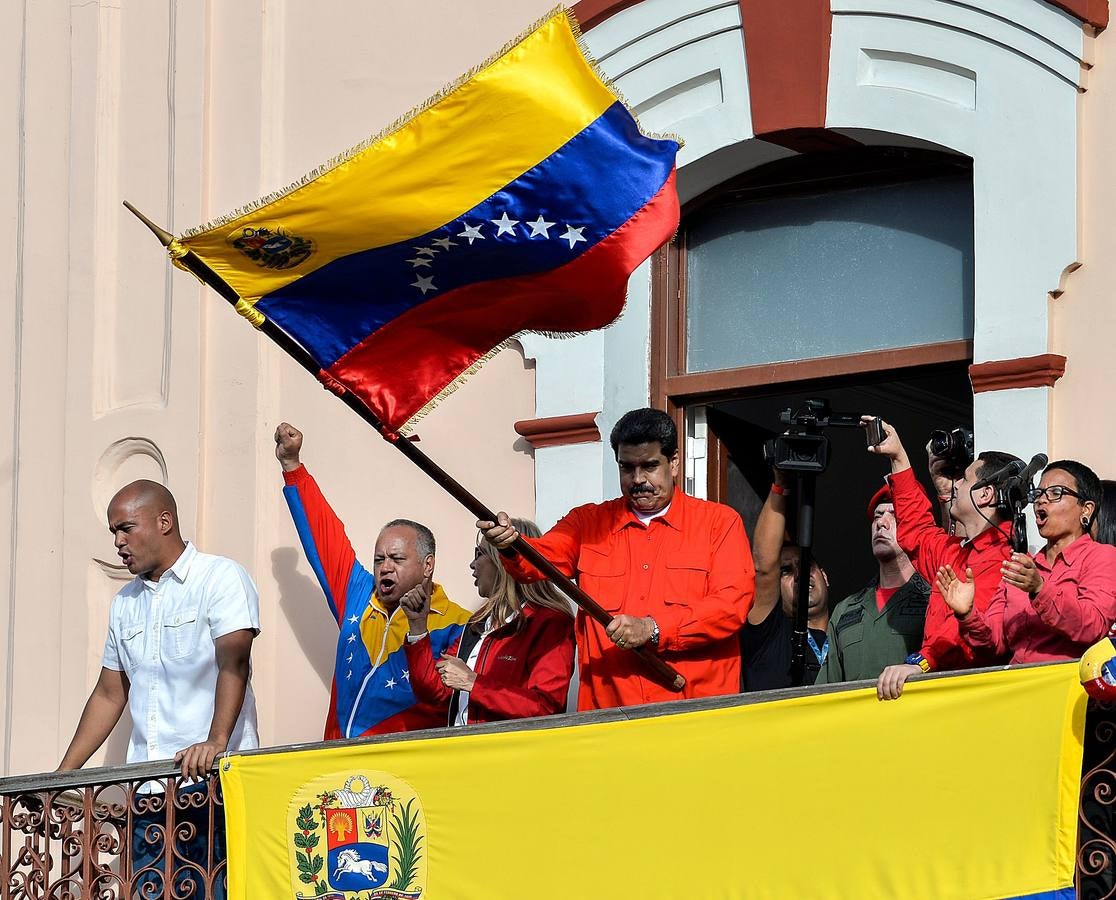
[1079,700,1116,899]
[1,771,225,900]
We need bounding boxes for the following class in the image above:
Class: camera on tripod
[928,426,974,479]
[762,399,862,474]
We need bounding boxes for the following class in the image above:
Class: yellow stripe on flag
[180,10,615,306]
[219,664,1086,900]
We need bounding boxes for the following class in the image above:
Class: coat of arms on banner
[288,772,426,899]
[229,224,315,269]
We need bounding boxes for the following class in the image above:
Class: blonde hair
[470,518,573,631]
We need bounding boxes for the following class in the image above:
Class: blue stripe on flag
[255,101,676,368]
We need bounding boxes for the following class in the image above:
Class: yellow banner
[220,664,1085,899]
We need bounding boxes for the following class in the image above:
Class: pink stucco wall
[0,0,554,775]
[1052,23,1116,479]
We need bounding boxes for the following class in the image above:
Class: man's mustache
[629,484,655,494]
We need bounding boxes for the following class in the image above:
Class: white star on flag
[411,274,436,295]
[491,212,520,236]
[385,677,397,690]
[402,669,411,682]
[527,215,555,238]
[457,222,485,244]
[347,653,354,663]
[347,633,357,643]
[405,257,433,269]
[560,225,587,249]
[347,670,352,679]
[414,246,438,257]
[348,615,359,624]
[432,237,457,251]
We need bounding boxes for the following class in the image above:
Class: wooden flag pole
[124,202,685,693]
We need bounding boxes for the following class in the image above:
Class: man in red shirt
[868,418,1019,700]
[478,408,755,710]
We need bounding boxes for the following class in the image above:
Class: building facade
[0,0,1110,775]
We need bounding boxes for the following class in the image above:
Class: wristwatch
[905,652,931,673]
[648,617,660,648]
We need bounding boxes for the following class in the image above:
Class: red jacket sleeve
[500,508,586,583]
[281,464,359,625]
[890,467,952,583]
[403,634,459,706]
[921,544,1010,670]
[470,613,575,719]
[656,508,755,651]
[958,582,1010,657]
[1032,543,1116,643]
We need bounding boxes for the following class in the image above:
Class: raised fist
[274,422,304,473]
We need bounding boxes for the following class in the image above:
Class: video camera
[762,399,862,475]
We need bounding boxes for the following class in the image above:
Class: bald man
[59,480,260,774]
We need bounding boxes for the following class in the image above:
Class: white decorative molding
[858,49,977,109]
[833,0,1085,86]
[827,0,1082,457]
[77,1,176,415]
[633,69,724,124]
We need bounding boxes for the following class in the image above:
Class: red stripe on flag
[329,168,679,431]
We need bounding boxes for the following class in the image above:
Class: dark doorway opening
[703,361,972,605]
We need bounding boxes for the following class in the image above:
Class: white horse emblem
[332,847,387,881]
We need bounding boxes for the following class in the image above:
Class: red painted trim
[329,169,680,431]
[571,0,645,31]
[573,0,832,136]
[969,354,1067,393]
[574,0,1105,34]
[515,413,602,448]
[738,0,832,136]
[1046,0,1108,29]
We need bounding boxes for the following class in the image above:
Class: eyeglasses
[1027,485,1082,504]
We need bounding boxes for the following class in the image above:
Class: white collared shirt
[454,613,516,727]
[101,542,261,764]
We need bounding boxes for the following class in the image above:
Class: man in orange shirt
[478,408,755,710]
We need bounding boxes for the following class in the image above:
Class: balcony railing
[0,763,226,899]
[2,668,1114,899]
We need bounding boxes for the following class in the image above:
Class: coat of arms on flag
[288,773,426,899]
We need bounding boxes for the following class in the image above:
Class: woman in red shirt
[938,460,1116,663]
[402,519,575,726]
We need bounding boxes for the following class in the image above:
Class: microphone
[972,458,1024,490]
[1014,453,1049,490]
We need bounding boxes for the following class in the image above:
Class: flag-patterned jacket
[282,464,470,739]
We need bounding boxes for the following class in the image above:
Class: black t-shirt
[740,605,826,692]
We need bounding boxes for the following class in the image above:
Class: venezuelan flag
[172,8,679,433]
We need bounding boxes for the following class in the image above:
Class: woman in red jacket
[402,519,575,726]
[938,460,1116,663]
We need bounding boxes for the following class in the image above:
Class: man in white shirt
[57,479,260,898]
[59,479,259,773]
